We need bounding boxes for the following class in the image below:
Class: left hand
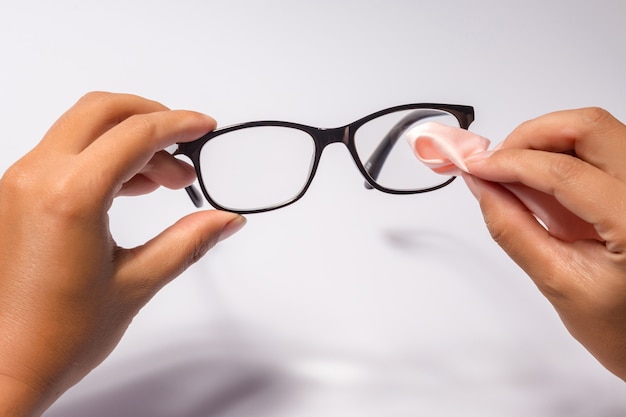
[0,92,246,416]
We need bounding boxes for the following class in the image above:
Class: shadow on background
[44,326,297,417]
[43,322,626,417]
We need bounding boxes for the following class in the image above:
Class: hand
[465,107,626,381]
[0,92,246,416]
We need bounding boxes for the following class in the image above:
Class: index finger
[502,107,626,181]
[40,92,171,154]
[467,148,626,252]
[81,109,216,200]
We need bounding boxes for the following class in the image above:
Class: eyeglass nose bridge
[312,125,350,149]
[308,126,355,178]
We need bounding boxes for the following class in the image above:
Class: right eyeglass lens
[353,109,461,191]
[198,126,316,212]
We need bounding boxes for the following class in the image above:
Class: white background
[1,1,625,416]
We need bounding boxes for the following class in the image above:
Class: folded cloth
[406,122,601,242]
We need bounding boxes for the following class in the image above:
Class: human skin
[0,92,246,417]
[464,107,626,381]
[2,97,624,416]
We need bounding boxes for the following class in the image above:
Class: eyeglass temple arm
[363,109,448,189]
[185,184,204,208]
[171,143,206,208]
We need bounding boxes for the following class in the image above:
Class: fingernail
[218,215,247,242]
[465,150,494,163]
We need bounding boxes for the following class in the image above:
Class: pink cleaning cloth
[406,122,601,242]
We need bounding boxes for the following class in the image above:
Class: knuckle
[483,211,510,249]
[2,159,102,220]
[549,154,584,186]
[481,201,516,251]
[174,237,215,276]
[188,238,214,266]
[44,171,101,219]
[75,91,124,123]
[77,91,116,108]
[580,106,612,125]
[124,114,159,139]
[0,160,36,196]
[534,274,571,304]
[530,253,587,306]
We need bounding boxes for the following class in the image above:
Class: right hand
[465,107,626,381]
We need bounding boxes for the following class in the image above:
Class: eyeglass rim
[175,103,475,214]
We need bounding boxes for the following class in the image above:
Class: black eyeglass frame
[175,103,475,214]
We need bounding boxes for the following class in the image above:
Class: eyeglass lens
[354,109,459,191]
[198,126,316,212]
[196,108,461,212]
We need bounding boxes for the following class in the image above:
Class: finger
[502,107,626,181]
[468,176,603,301]
[81,109,215,200]
[115,211,246,303]
[503,182,600,242]
[40,92,170,154]
[116,151,196,196]
[467,149,626,252]
[466,176,555,275]
[115,175,160,196]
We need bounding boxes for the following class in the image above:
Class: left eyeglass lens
[354,108,461,191]
[198,126,316,212]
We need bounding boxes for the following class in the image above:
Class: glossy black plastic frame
[175,103,475,214]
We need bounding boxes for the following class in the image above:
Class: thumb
[464,175,562,283]
[116,210,246,299]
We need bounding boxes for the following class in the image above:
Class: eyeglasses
[175,103,475,214]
